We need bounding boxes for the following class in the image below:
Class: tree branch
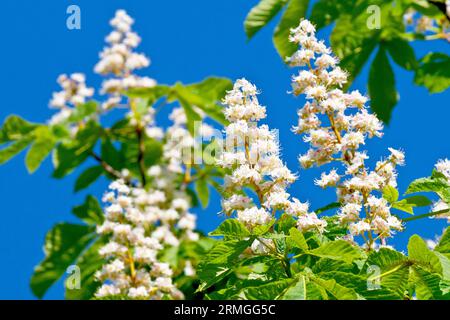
[402,208,450,222]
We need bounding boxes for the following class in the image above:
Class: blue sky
[0,0,448,299]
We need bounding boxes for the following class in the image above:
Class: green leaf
[0,115,38,143]
[177,94,202,135]
[406,175,450,195]
[173,78,232,126]
[184,77,232,106]
[68,101,98,122]
[142,138,162,167]
[368,45,398,124]
[65,237,106,300]
[320,271,399,300]
[289,227,308,251]
[125,85,170,105]
[209,219,251,239]
[401,195,433,207]
[385,38,418,71]
[309,0,354,30]
[391,199,415,214]
[244,278,294,299]
[322,216,349,241]
[408,235,442,274]
[244,0,285,39]
[195,178,210,209]
[392,195,433,214]
[74,166,103,192]
[52,121,101,178]
[276,213,297,234]
[436,227,450,254]
[411,266,448,300]
[382,185,399,203]
[121,137,162,177]
[311,275,359,300]
[0,136,34,165]
[197,239,253,291]
[366,248,409,297]
[414,52,450,93]
[25,127,56,173]
[101,138,123,171]
[30,223,95,298]
[72,195,104,226]
[273,0,310,60]
[280,274,306,299]
[304,240,364,264]
[330,13,379,86]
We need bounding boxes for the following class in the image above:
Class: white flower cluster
[95,101,202,299]
[432,158,450,222]
[288,20,404,244]
[218,79,327,236]
[95,10,156,110]
[403,8,449,41]
[95,175,197,299]
[163,106,215,173]
[48,73,94,125]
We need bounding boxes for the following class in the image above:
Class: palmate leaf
[244,0,286,39]
[30,223,96,299]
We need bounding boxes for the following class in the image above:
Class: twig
[402,208,450,222]
[90,151,122,180]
